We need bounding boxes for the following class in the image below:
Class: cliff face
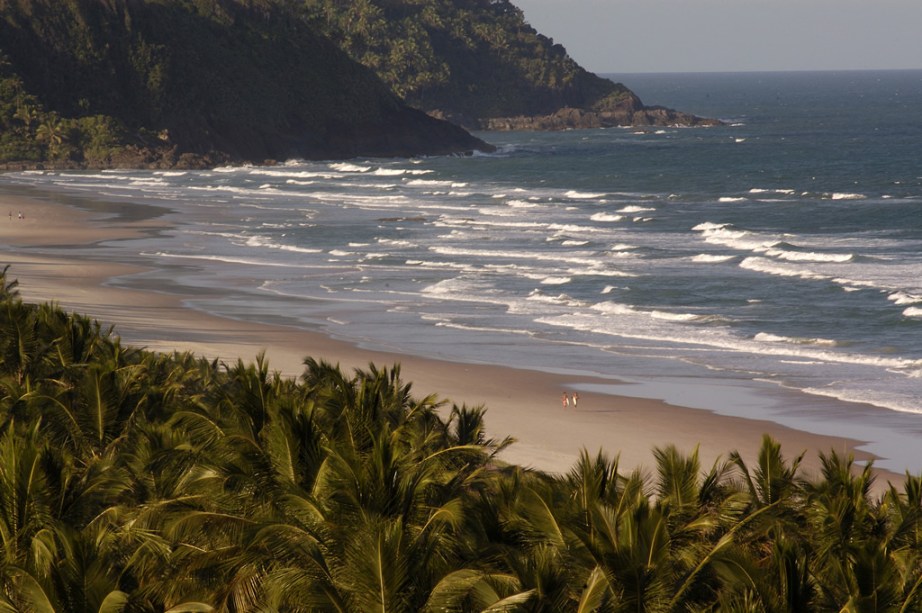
[299,0,716,130]
[0,0,492,168]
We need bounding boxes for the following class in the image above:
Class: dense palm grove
[1,266,921,612]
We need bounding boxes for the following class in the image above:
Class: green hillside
[0,0,491,169]
[298,0,715,129]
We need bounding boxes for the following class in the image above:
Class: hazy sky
[513,0,922,73]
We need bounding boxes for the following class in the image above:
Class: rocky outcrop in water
[481,93,721,131]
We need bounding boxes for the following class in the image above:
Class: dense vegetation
[298,0,631,125]
[0,0,490,169]
[1,266,921,610]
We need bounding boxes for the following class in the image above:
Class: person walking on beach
[561,392,569,409]
[571,392,579,409]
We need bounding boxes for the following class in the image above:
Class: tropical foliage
[298,0,631,123]
[0,0,487,168]
[1,266,921,611]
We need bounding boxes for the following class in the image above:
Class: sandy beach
[0,187,903,487]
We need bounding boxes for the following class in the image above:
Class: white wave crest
[801,387,922,416]
[691,254,736,263]
[405,259,469,270]
[407,179,464,188]
[827,192,867,200]
[329,162,370,173]
[754,332,839,347]
[739,257,828,280]
[694,222,777,251]
[590,212,624,222]
[145,251,288,267]
[526,290,583,307]
[718,197,748,203]
[507,199,539,208]
[692,222,726,231]
[244,236,322,254]
[651,310,703,322]
[591,301,638,316]
[251,169,339,179]
[617,205,655,213]
[566,190,606,199]
[889,292,922,305]
[903,307,922,318]
[764,248,854,263]
[548,223,607,234]
[749,188,795,195]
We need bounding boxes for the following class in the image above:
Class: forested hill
[300,0,718,130]
[0,0,492,169]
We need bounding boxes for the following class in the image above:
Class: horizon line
[598,67,922,76]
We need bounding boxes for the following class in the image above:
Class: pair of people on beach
[561,392,579,409]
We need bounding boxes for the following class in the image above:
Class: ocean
[3,70,921,471]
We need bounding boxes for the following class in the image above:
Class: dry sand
[0,188,902,488]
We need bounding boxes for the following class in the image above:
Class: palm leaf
[4,567,56,613]
[97,590,129,613]
[576,565,611,613]
[164,604,215,613]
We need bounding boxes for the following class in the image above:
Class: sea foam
[889,292,922,305]
[739,257,828,280]
[694,222,778,251]
[754,332,839,346]
[565,190,606,199]
[764,248,854,263]
[590,212,624,222]
[828,192,867,200]
[691,254,736,263]
[329,162,371,173]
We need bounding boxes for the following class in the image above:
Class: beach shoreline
[0,185,906,488]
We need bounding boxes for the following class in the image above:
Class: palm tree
[805,450,898,610]
[731,435,806,510]
[13,103,38,134]
[35,114,65,159]
[0,267,18,301]
[0,296,42,386]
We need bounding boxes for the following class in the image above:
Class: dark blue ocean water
[4,70,922,469]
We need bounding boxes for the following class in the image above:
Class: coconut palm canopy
[1,265,921,611]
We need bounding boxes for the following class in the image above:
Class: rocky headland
[0,0,492,170]
[301,0,719,132]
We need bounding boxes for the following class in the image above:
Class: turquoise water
[4,70,922,470]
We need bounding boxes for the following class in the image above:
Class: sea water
[4,71,922,471]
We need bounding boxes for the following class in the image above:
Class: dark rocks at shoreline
[479,93,722,131]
